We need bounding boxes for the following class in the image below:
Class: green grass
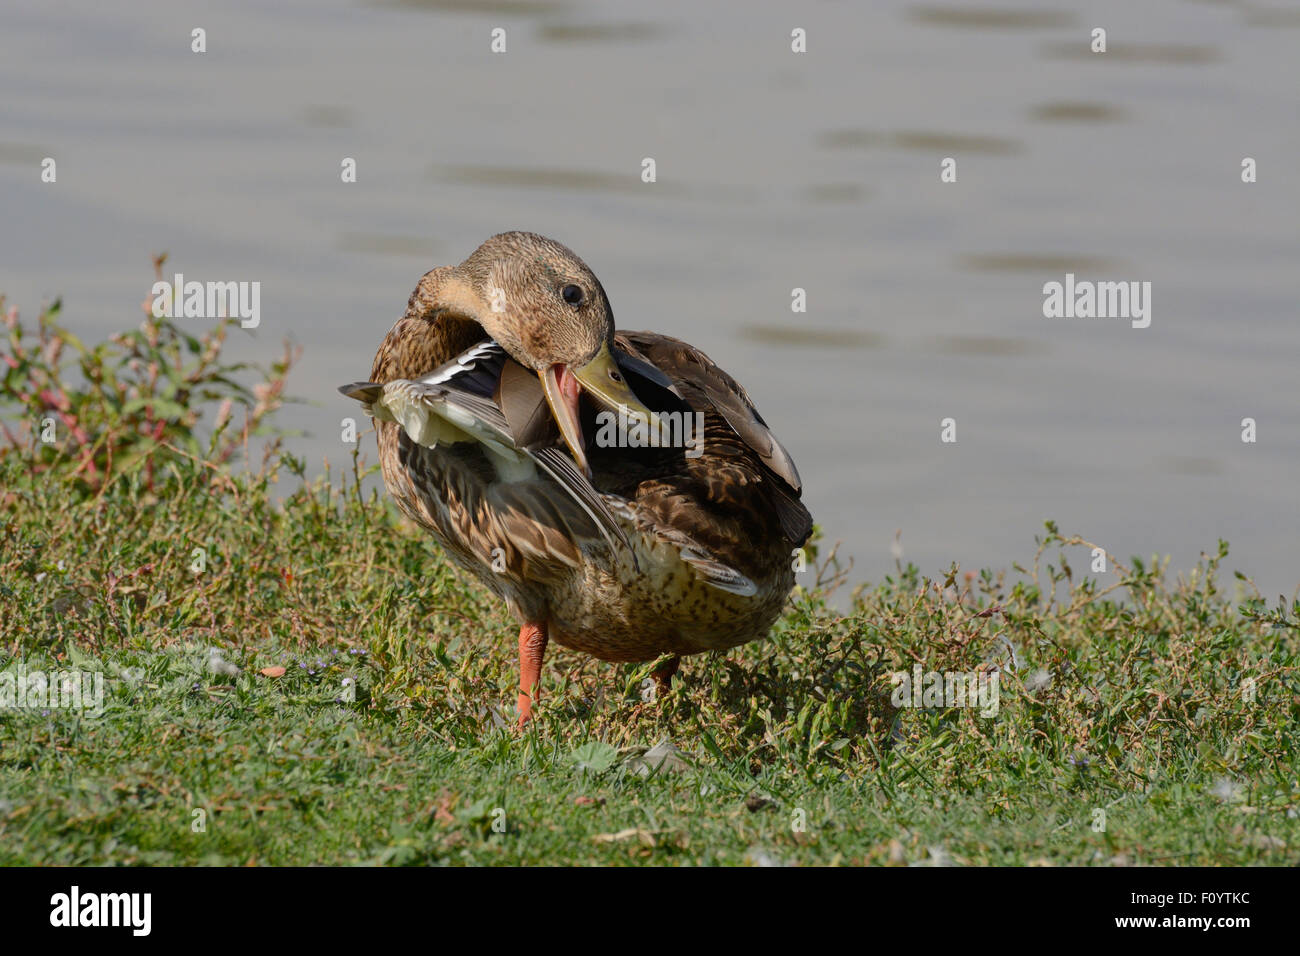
[1,293,1297,865]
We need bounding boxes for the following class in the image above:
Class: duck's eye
[561,284,584,306]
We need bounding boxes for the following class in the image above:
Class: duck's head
[414,231,659,475]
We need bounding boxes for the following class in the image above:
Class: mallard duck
[341,232,811,724]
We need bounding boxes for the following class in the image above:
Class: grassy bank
[1,294,1297,865]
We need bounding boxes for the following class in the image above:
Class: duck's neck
[370,268,490,382]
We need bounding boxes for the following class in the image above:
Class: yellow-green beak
[539,343,662,477]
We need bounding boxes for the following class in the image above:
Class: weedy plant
[0,277,1296,865]
[0,255,295,495]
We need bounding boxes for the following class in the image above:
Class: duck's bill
[540,344,662,477]
[540,363,588,475]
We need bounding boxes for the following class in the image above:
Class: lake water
[3,0,1297,601]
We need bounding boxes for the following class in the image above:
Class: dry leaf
[593,828,655,846]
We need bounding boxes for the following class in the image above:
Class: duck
[340,232,811,725]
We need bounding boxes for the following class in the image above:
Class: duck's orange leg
[517,621,549,727]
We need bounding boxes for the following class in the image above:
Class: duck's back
[604,330,811,553]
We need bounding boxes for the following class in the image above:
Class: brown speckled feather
[611,331,812,548]
[351,232,812,665]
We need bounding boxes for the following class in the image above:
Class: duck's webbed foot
[651,655,680,696]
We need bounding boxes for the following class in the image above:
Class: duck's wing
[339,342,633,558]
[615,333,801,493]
[613,331,812,546]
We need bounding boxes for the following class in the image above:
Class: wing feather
[339,342,635,562]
